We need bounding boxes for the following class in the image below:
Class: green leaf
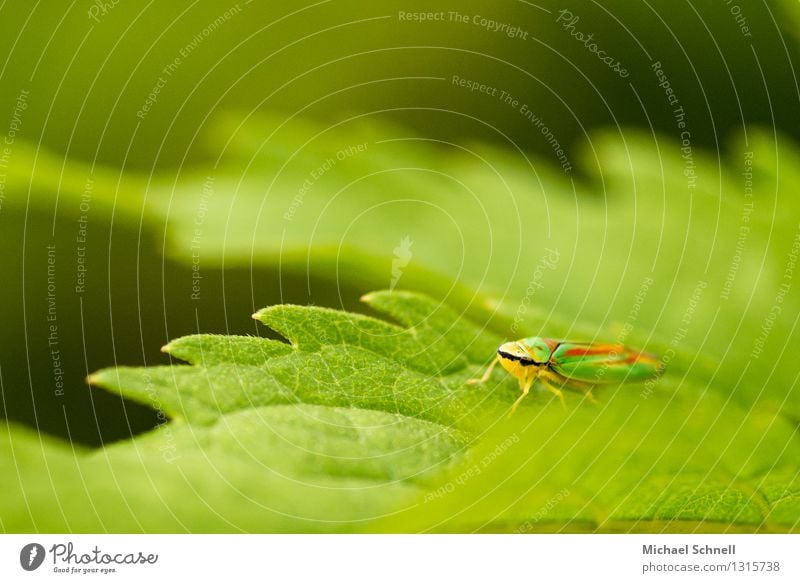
[4,114,799,533]
[131,114,800,423]
[1,291,504,532]
[0,415,429,532]
[14,117,800,423]
[3,290,798,533]
[380,384,800,533]
[90,292,504,429]
[104,404,468,485]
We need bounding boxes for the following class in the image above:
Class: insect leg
[509,368,536,417]
[578,384,598,404]
[538,370,566,409]
[467,355,500,385]
[559,376,598,404]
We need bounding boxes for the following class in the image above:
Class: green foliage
[3,0,800,536]
[0,292,497,532]
[4,114,800,533]
[90,293,503,430]
[147,115,800,424]
[2,290,798,532]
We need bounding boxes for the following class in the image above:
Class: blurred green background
[2,0,798,170]
[1,0,799,448]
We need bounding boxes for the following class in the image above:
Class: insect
[468,337,662,414]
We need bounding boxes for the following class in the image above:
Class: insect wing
[550,342,661,383]
[519,336,559,363]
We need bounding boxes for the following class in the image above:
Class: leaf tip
[85,367,122,389]
[360,289,396,305]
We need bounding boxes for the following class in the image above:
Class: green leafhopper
[468,337,662,414]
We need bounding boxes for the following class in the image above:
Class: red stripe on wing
[561,344,623,358]
[625,351,660,365]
